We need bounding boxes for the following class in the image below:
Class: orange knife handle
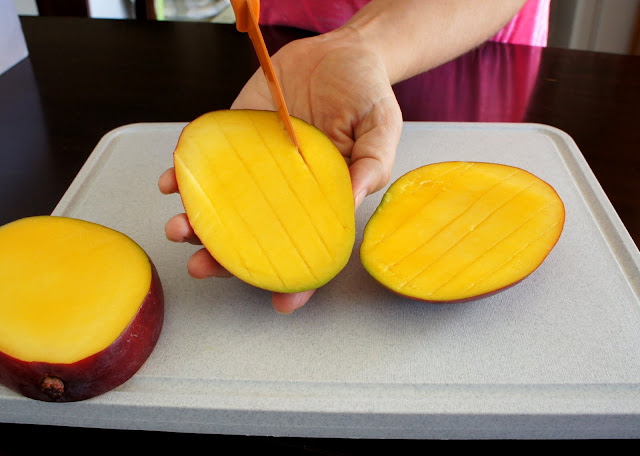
[230,0,260,33]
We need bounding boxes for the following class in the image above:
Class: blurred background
[9,0,640,55]
[13,0,236,23]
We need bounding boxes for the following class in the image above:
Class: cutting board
[2,122,639,439]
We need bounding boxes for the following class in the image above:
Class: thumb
[349,96,402,209]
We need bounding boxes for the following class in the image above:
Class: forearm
[335,0,527,84]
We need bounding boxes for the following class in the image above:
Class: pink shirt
[259,0,549,47]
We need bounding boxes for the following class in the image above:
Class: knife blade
[231,0,300,148]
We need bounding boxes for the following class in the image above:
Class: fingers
[165,213,201,245]
[164,207,313,313]
[159,166,314,314]
[187,244,316,314]
[160,172,232,278]
[187,248,233,279]
[349,95,403,208]
[159,169,229,276]
[272,289,316,314]
[350,157,387,210]
[187,245,315,313]
[159,169,200,244]
[158,167,178,194]
[164,212,232,278]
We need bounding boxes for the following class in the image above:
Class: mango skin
[0,263,163,402]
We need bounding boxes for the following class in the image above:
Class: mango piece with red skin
[0,262,163,402]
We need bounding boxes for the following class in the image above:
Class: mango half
[360,162,565,302]
[174,110,355,293]
[0,216,164,402]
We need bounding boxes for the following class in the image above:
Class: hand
[159,28,402,313]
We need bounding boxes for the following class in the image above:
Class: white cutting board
[2,122,640,439]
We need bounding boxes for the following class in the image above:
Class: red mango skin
[0,261,164,402]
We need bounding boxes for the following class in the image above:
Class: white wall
[547,0,638,54]
[590,0,640,53]
[87,0,131,19]
[11,0,38,15]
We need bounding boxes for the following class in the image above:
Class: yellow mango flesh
[174,110,355,293]
[0,216,152,363]
[360,162,565,302]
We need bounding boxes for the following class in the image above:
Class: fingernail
[275,308,295,315]
[354,189,367,209]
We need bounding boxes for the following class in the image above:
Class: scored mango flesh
[360,162,565,302]
[174,110,355,293]
[0,216,152,363]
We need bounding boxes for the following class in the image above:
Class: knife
[230,0,300,148]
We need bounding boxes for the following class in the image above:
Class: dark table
[1,16,639,448]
